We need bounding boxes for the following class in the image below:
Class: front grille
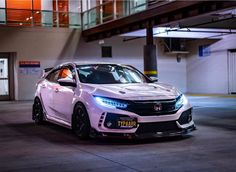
[125,96,181,116]
[178,108,192,125]
[136,121,180,134]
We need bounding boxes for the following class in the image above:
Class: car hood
[84,83,180,100]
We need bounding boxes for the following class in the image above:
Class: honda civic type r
[33,62,195,139]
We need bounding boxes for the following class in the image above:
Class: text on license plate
[118,120,137,128]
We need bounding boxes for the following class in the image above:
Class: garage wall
[76,36,145,70]
[186,34,236,94]
[76,37,187,92]
[156,38,187,93]
[0,27,82,100]
[0,27,187,100]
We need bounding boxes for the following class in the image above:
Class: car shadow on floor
[4,121,193,146]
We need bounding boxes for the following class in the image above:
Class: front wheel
[72,103,91,139]
[32,98,44,124]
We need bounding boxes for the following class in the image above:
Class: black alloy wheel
[32,98,44,124]
[72,103,91,139]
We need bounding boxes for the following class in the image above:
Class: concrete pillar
[144,21,157,77]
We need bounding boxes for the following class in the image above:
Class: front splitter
[92,124,196,139]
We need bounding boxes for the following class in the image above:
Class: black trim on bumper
[134,124,196,139]
[94,124,196,139]
[136,121,180,134]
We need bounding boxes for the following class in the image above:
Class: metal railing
[81,0,173,30]
[0,0,174,29]
[82,0,147,30]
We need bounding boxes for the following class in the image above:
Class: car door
[40,69,60,119]
[52,65,76,123]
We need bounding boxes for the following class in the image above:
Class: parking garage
[0,0,236,171]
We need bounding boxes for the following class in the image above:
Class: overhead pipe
[123,28,236,42]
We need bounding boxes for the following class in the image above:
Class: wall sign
[19,61,41,75]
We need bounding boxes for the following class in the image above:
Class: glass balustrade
[0,8,6,24]
[69,12,81,28]
[0,0,172,29]
[82,0,149,29]
[0,8,81,28]
[41,10,53,27]
[81,0,174,30]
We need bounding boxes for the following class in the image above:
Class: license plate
[118,119,137,128]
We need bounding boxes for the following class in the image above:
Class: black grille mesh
[125,96,182,116]
[136,121,180,134]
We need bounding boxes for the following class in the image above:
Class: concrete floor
[0,96,236,172]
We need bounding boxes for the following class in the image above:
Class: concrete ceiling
[84,1,236,41]
[121,8,236,39]
[179,8,236,29]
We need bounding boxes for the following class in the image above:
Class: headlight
[175,94,187,109]
[94,96,128,109]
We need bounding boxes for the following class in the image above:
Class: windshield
[77,64,151,84]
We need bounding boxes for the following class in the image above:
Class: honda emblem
[154,103,162,111]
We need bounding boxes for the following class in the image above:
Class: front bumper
[87,94,195,138]
[94,116,196,139]
[91,106,196,139]
[95,123,196,139]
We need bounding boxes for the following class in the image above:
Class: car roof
[49,62,132,73]
[56,61,123,67]
[74,61,120,65]
[44,62,128,78]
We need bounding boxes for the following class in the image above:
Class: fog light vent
[178,108,192,125]
[98,113,105,127]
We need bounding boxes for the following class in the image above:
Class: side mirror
[149,76,158,82]
[58,78,77,87]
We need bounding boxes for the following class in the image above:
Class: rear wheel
[32,98,44,124]
[72,103,91,139]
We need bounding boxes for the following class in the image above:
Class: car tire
[72,103,91,139]
[32,98,44,125]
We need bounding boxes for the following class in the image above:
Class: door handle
[55,88,59,93]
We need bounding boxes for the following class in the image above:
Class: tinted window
[58,66,76,81]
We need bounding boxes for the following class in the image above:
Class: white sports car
[33,62,195,139]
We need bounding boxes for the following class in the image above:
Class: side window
[46,70,60,83]
[58,66,76,81]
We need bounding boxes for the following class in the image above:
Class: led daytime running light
[94,96,128,109]
[175,94,186,109]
